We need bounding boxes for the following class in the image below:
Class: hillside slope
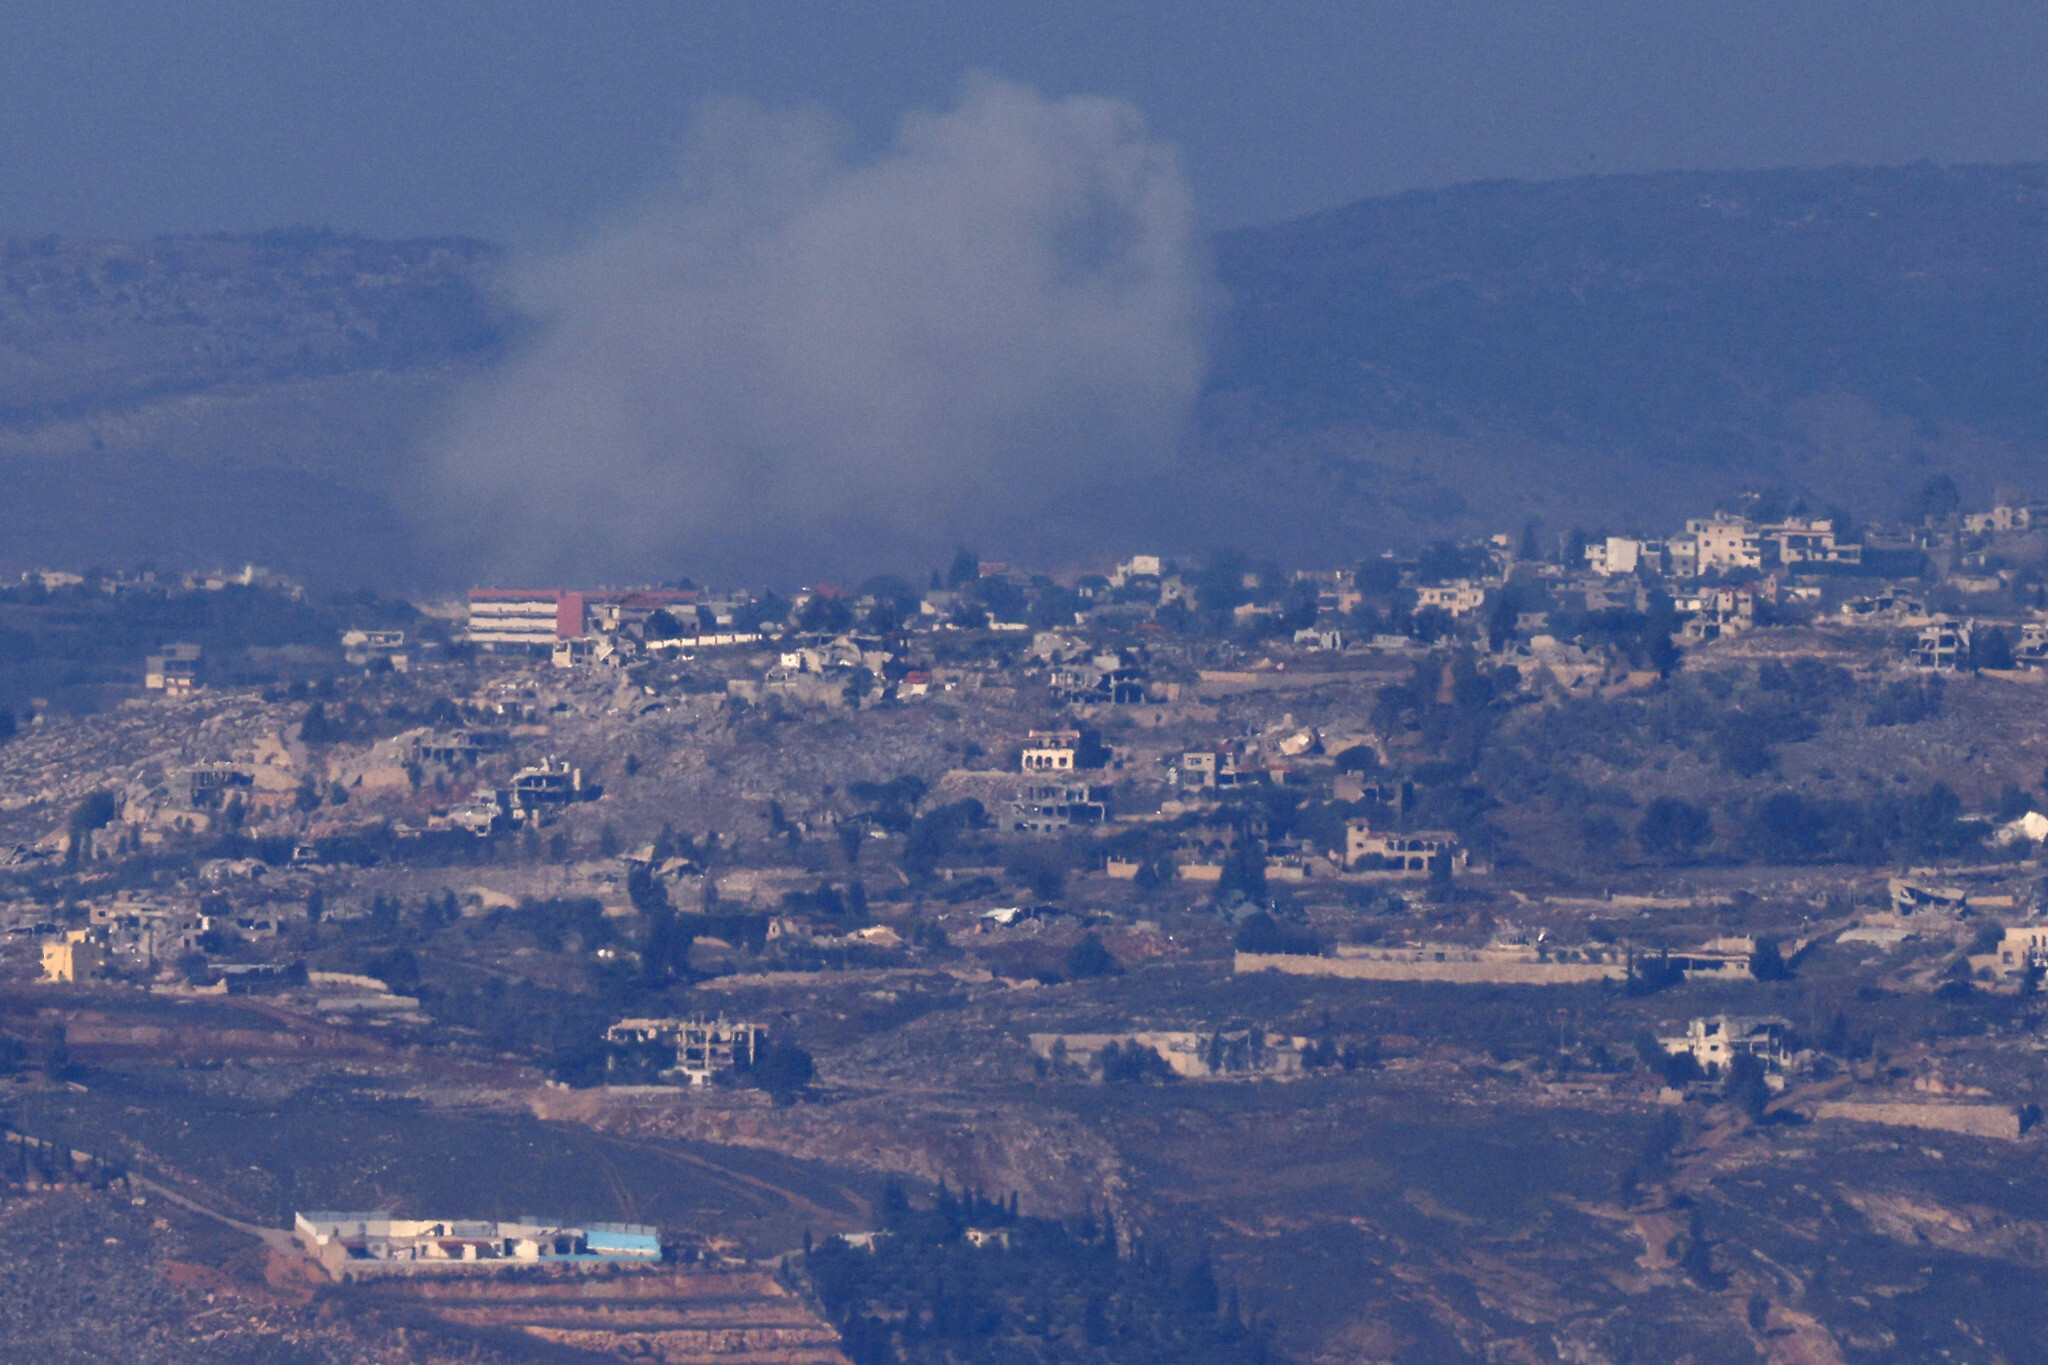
[1193,162,2048,555]
[0,231,507,580]
[4,164,2045,582]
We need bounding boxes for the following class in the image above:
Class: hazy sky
[6,0,2047,240]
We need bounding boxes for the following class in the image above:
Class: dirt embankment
[345,1268,847,1365]
[533,1087,1127,1223]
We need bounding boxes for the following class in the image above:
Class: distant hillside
[0,231,508,581]
[1190,163,2048,557]
[4,166,2047,582]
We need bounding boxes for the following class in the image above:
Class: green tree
[1973,626,2016,672]
[1909,474,1960,525]
[947,547,980,588]
[1637,798,1712,863]
[750,1038,815,1103]
[1215,841,1266,902]
[69,789,117,839]
[1066,933,1123,979]
[1724,1052,1772,1121]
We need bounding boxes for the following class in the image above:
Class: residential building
[144,642,202,692]
[1020,729,1081,772]
[1414,581,1487,617]
[584,588,696,636]
[1342,819,1466,875]
[1759,518,1861,568]
[1110,555,1163,586]
[1673,587,1755,642]
[341,629,409,669]
[2016,622,2048,668]
[1660,1015,1795,1085]
[1992,925,2048,976]
[509,757,585,816]
[1685,516,1763,573]
[1005,783,1107,833]
[605,1017,766,1086]
[1913,618,1973,671]
[1963,492,2046,533]
[1667,936,1757,981]
[466,589,587,648]
[1177,751,1221,788]
[1839,589,1925,621]
[1584,537,1659,577]
[41,930,101,983]
[168,764,252,809]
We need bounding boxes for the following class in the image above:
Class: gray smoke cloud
[427,75,1212,584]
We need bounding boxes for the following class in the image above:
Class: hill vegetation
[6,163,2048,579]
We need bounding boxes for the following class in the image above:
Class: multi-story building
[1914,618,1973,671]
[40,930,101,983]
[1005,783,1108,833]
[1758,518,1862,567]
[466,590,586,648]
[605,1017,766,1086]
[1343,820,1466,875]
[1584,537,1661,577]
[144,641,202,692]
[1684,517,1764,573]
[1020,729,1081,772]
[467,587,701,649]
[1659,1015,1794,1084]
[1414,581,1487,617]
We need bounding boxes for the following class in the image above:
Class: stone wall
[1814,1102,2023,1141]
[1234,952,1627,985]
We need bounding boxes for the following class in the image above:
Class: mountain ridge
[4,163,2045,582]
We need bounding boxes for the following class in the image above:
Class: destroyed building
[605,1017,766,1086]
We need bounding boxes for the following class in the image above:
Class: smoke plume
[427,75,1211,583]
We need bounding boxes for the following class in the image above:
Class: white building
[1020,729,1081,772]
[1111,555,1164,585]
[294,1212,659,1276]
[1660,1015,1794,1086]
[466,590,583,648]
[1584,537,1658,577]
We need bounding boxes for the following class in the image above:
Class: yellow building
[41,931,101,984]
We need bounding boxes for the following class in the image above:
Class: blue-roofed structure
[294,1211,662,1279]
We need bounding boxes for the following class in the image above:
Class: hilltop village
[10,486,2048,1361]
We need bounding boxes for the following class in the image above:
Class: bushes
[1637,798,1712,863]
[363,947,419,994]
[1729,784,1979,865]
[1066,933,1123,980]
[1867,679,1942,726]
[747,1038,816,1103]
[1097,1040,1174,1084]
[803,1191,1273,1365]
[1232,911,1321,956]
[904,799,986,875]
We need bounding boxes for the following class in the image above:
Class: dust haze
[426,76,1212,585]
